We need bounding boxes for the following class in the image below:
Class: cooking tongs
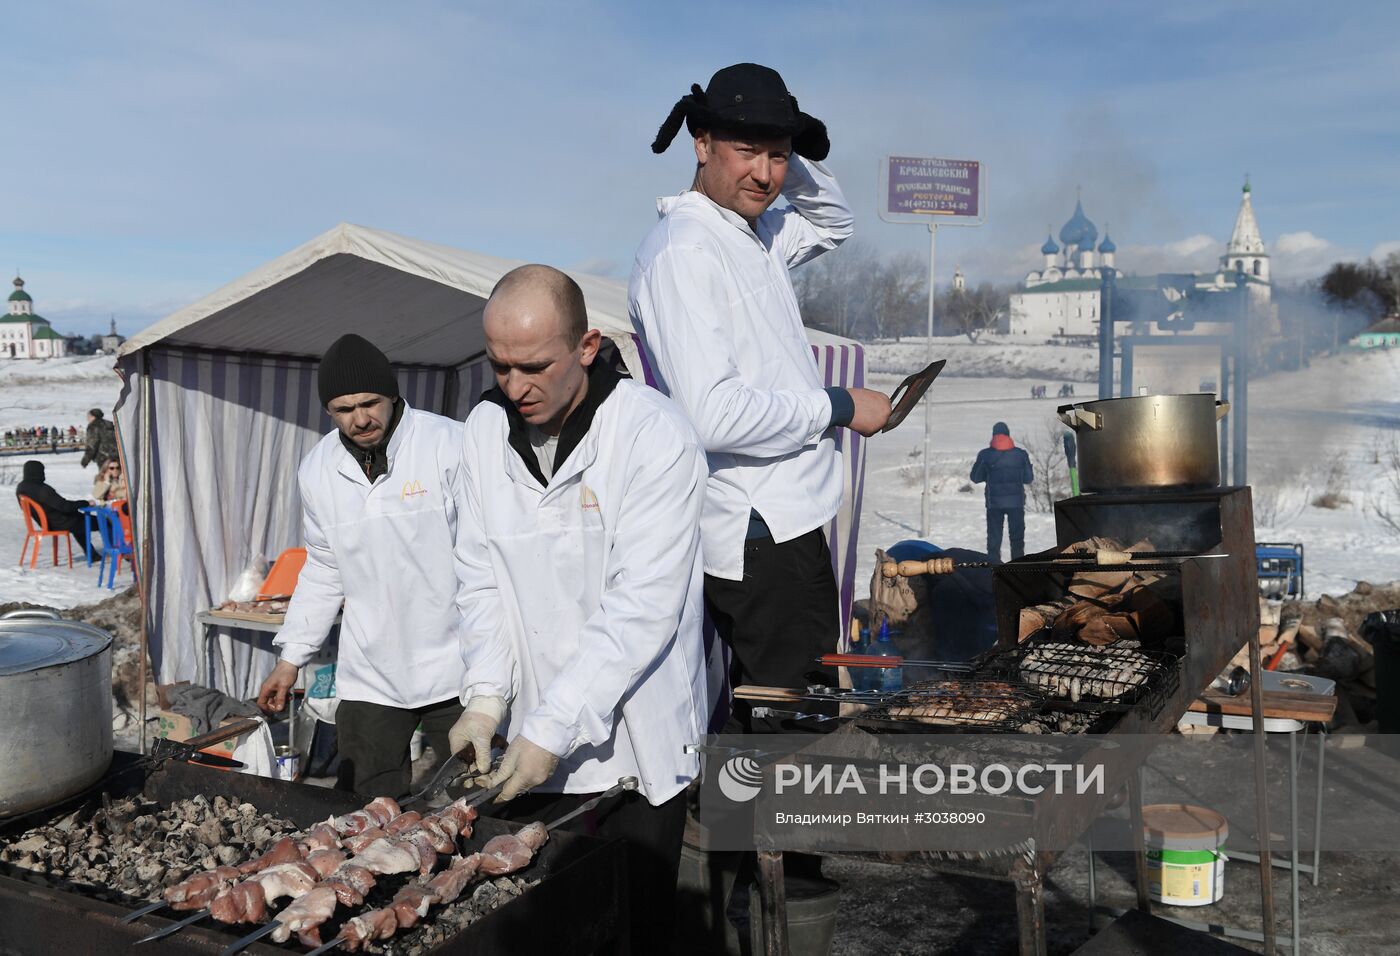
[402,735,506,809]
[880,358,945,433]
[147,719,262,771]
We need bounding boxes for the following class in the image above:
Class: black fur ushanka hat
[650,63,830,161]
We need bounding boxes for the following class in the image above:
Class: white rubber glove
[448,696,506,775]
[489,735,561,803]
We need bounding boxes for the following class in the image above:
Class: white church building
[1007,184,1271,339]
[1,277,69,359]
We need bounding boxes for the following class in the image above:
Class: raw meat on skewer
[340,907,398,951]
[340,826,388,854]
[236,836,303,874]
[306,848,348,877]
[251,860,321,903]
[389,884,437,929]
[208,881,267,923]
[162,865,241,909]
[384,810,423,834]
[270,886,339,944]
[478,821,548,876]
[300,822,342,853]
[351,836,422,875]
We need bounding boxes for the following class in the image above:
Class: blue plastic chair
[94,506,134,589]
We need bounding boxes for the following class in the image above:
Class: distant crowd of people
[1029,383,1077,399]
[3,424,81,450]
[2,408,119,466]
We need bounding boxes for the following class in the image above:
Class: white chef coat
[628,156,855,580]
[273,403,468,709]
[455,376,709,806]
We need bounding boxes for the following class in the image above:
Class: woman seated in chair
[92,457,127,503]
[16,459,99,552]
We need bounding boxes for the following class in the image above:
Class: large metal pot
[1057,393,1230,493]
[0,609,113,817]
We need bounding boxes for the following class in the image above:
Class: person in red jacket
[970,421,1034,561]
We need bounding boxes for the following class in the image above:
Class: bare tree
[870,252,925,341]
[794,239,880,338]
[941,282,1010,342]
[1019,421,1071,513]
[1365,432,1400,537]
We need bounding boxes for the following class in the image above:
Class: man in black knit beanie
[256,333,471,798]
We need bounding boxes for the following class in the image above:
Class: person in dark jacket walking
[15,459,97,551]
[80,409,118,469]
[970,421,1034,562]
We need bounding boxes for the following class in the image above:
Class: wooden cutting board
[1189,688,1336,723]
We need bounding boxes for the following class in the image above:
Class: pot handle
[1,609,61,621]
[1215,401,1231,421]
[1057,407,1103,430]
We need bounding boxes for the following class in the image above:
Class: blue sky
[4,0,1398,336]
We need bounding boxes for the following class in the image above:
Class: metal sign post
[879,156,986,537]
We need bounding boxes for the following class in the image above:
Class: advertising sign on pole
[880,156,984,223]
[878,156,986,537]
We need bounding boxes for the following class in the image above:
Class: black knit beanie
[318,334,399,407]
[992,421,1010,436]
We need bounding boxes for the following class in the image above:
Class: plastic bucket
[1142,803,1228,906]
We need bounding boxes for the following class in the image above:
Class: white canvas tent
[115,223,868,722]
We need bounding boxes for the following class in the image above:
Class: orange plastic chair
[112,499,133,549]
[257,547,308,600]
[17,495,73,569]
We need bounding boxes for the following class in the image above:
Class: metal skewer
[303,934,349,955]
[133,908,210,944]
[120,898,168,924]
[545,776,638,831]
[216,918,279,956]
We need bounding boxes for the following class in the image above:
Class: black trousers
[704,528,840,733]
[495,787,688,953]
[986,507,1026,562]
[334,696,463,799]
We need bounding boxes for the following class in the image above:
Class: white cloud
[1165,234,1218,257]
[1271,231,1352,279]
[1370,240,1400,262]
[1274,231,1331,256]
[1115,235,1222,276]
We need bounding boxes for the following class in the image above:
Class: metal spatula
[880,358,945,433]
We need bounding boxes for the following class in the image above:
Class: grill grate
[857,679,1040,731]
[982,639,1182,717]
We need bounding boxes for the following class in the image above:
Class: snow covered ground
[0,347,1396,611]
[0,356,126,607]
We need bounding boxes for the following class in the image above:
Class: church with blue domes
[1008,184,1272,340]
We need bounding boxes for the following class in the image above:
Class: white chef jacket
[628,156,855,580]
[273,404,468,709]
[455,376,709,806]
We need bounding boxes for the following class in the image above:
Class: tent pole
[137,352,154,755]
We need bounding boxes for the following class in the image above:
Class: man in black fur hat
[630,65,890,740]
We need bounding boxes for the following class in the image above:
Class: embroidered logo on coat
[580,485,600,512]
[401,479,428,500]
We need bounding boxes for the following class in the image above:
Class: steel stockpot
[1058,393,1230,493]
[0,609,113,816]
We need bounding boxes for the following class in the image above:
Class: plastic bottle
[872,620,904,692]
[850,626,878,692]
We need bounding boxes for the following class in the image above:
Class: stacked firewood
[1017,537,1178,647]
[1239,599,1375,687]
